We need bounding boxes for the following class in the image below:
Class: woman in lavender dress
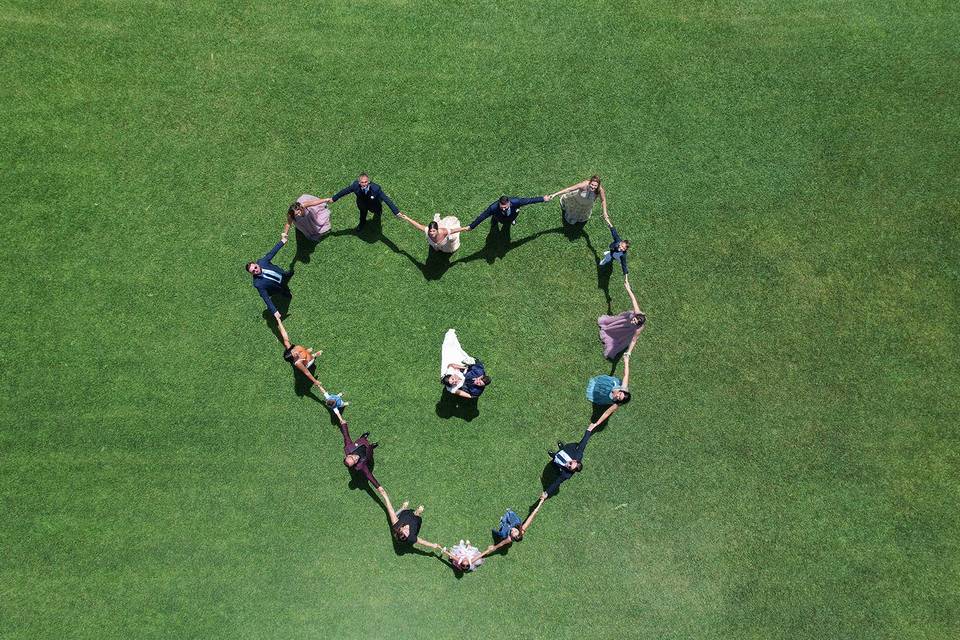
[598,275,646,359]
[586,307,638,427]
[282,194,332,242]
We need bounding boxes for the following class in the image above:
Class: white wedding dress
[440,329,475,393]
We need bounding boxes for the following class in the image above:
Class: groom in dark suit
[460,360,491,399]
[326,173,401,230]
[464,194,553,231]
[245,233,292,327]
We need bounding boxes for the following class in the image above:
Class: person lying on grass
[376,486,443,553]
[339,421,378,487]
[585,326,637,427]
[479,491,548,559]
[278,329,347,424]
[544,423,600,498]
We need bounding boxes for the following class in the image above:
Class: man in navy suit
[245,232,292,330]
[458,193,553,233]
[460,360,491,399]
[324,173,401,230]
[544,423,599,498]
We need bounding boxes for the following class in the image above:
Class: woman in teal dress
[586,326,638,427]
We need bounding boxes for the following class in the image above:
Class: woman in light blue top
[585,328,637,427]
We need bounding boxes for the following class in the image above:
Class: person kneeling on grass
[376,486,443,553]
[479,491,548,559]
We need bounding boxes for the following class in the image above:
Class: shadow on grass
[379,234,453,281]
[435,389,480,421]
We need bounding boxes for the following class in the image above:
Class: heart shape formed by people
[248,175,645,573]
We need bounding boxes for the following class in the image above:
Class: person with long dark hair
[396,212,462,253]
[598,275,646,360]
[376,486,443,552]
[479,491,548,558]
[586,325,636,427]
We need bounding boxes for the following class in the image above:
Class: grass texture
[1,1,958,638]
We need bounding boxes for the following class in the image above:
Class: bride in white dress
[397,212,462,253]
[440,328,475,394]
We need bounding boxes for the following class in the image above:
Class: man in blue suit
[460,360,491,399]
[458,193,553,233]
[324,173,402,230]
[245,232,292,330]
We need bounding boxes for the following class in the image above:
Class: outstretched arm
[599,185,608,220]
[467,204,495,230]
[380,190,401,215]
[622,337,639,387]
[276,316,291,347]
[544,472,566,498]
[300,197,328,207]
[589,404,620,430]
[549,179,589,199]
[376,486,398,524]
[513,196,547,208]
[521,492,548,532]
[329,182,355,203]
[398,213,427,232]
[415,537,442,552]
[624,277,642,315]
[263,238,287,262]
[294,361,322,388]
[480,538,513,558]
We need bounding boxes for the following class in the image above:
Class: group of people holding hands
[245,172,645,573]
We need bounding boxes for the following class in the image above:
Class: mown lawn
[2,1,958,638]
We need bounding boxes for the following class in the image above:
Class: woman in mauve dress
[283,194,331,242]
[549,175,607,225]
[397,212,462,253]
[598,275,646,360]
[586,311,638,427]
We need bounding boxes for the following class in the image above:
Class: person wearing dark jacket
[323,173,401,230]
[339,422,379,488]
[598,211,629,275]
[245,232,292,333]
[457,194,553,232]
[544,423,599,497]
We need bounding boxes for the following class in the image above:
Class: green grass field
[2,1,959,638]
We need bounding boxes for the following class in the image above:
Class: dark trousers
[358,205,383,226]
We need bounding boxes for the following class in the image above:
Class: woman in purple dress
[598,275,646,360]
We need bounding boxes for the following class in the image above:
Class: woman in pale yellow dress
[396,212,462,253]
[550,175,607,225]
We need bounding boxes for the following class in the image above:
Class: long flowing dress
[425,214,462,253]
[292,193,332,241]
[441,329,475,393]
[560,188,597,224]
[598,311,643,359]
[449,540,483,571]
[586,374,623,405]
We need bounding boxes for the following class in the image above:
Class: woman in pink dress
[598,275,646,360]
[282,194,332,242]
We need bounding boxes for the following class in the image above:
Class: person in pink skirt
[282,194,332,242]
[597,275,646,360]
